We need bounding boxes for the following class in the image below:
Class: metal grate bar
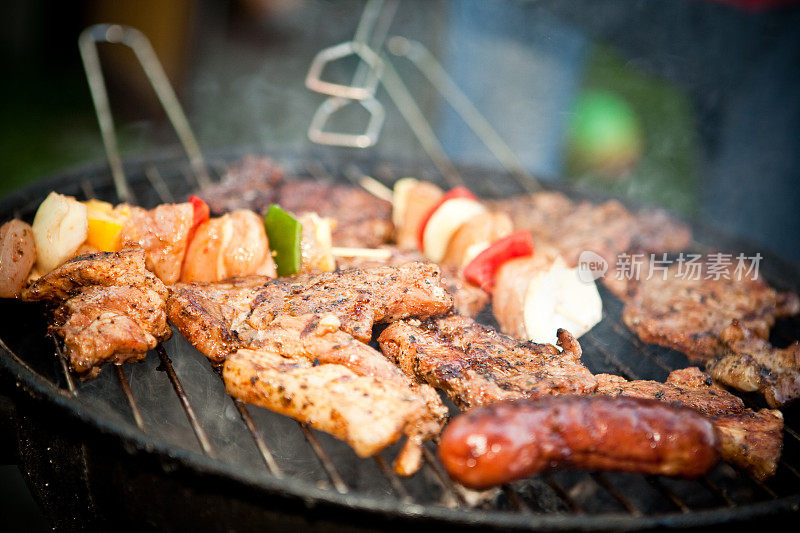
[590,473,641,516]
[53,338,77,395]
[80,179,98,202]
[699,476,735,508]
[543,474,584,513]
[421,446,464,507]
[144,165,176,203]
[114,365,145,430]
[155,345,215,457]
[206,364,284,478]
[581,335,697,510]
[600,304,673,374]
[373,454,412,503]
[232,398,283,478]
[501,485,532,514]
[645,476,689,513]
[298,423,349,494]
[583,334,764,507]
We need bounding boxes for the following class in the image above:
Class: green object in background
[566,45,698,217]
[568,90,642,178]
[264,204,302,277]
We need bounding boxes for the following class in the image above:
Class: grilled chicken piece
[439,396,719,489]
[168,262,453,362]
[223,313,447,474]
[705,321,800,408]
[595,367,784,479]
[225,348,436,474]
[22,249,170,378]
[622,265,799,361]
[336,247,489,318]
[441,211,514,267]
[181,210,276,282]
[119,202,194,284]
[378,315,597,410]
[199,156,394,248]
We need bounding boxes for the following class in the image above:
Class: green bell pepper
[264,204,303,277]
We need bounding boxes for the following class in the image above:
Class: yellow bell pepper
[83,200,126,252]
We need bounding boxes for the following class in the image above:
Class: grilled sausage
[438,395,719,489]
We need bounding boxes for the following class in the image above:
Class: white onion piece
[523,258,602,344]
[421,198,486,263]
[31,192,88,273]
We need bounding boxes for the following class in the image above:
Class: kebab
[391,178,604,344]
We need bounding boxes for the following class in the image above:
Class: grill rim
[2,151,800,530]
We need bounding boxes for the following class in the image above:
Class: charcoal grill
[3,15,800,530]
[1,147,799,530]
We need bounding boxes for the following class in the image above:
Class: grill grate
[3,152,799,529]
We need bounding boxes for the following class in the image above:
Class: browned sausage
[438,395,719,489]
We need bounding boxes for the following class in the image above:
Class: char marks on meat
[168,262,453,362]
[378,314,597,410]
[596,367,784,479]
[223,313,447,474]
[621,265,796,361]
[706,321,800,408]
[199,156,393,247]
[336,247,489,318]
[22,249,170,377]
[120,202,194,284]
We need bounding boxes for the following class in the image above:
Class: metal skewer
[79,23,211,202]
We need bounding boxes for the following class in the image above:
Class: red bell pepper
[188,195,210,231]
[462,230,535,293]
[417,186,478,250]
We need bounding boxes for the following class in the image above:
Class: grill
[1,149,800,530]
[3,14,800,530]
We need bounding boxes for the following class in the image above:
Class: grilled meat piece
[21,248,151,301]
[201,156,284,215]
[181,210,276,282]
[705,321,800,408]
[630,208,693,253]
[438,396,719,489]
[378,315,597,410]
[595,367,784,479]
[53,283,170,378]
[168,262,453,362]
[199,156,393,247]
[489,192,691,273]
[166,276,266,362]
[225,348,436,474]
[23,249,170,377]
[490,192,635,269]
[336,247,489,318]
[223,313,447,474]
[621,265,799,361]
[120,202,194,284]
